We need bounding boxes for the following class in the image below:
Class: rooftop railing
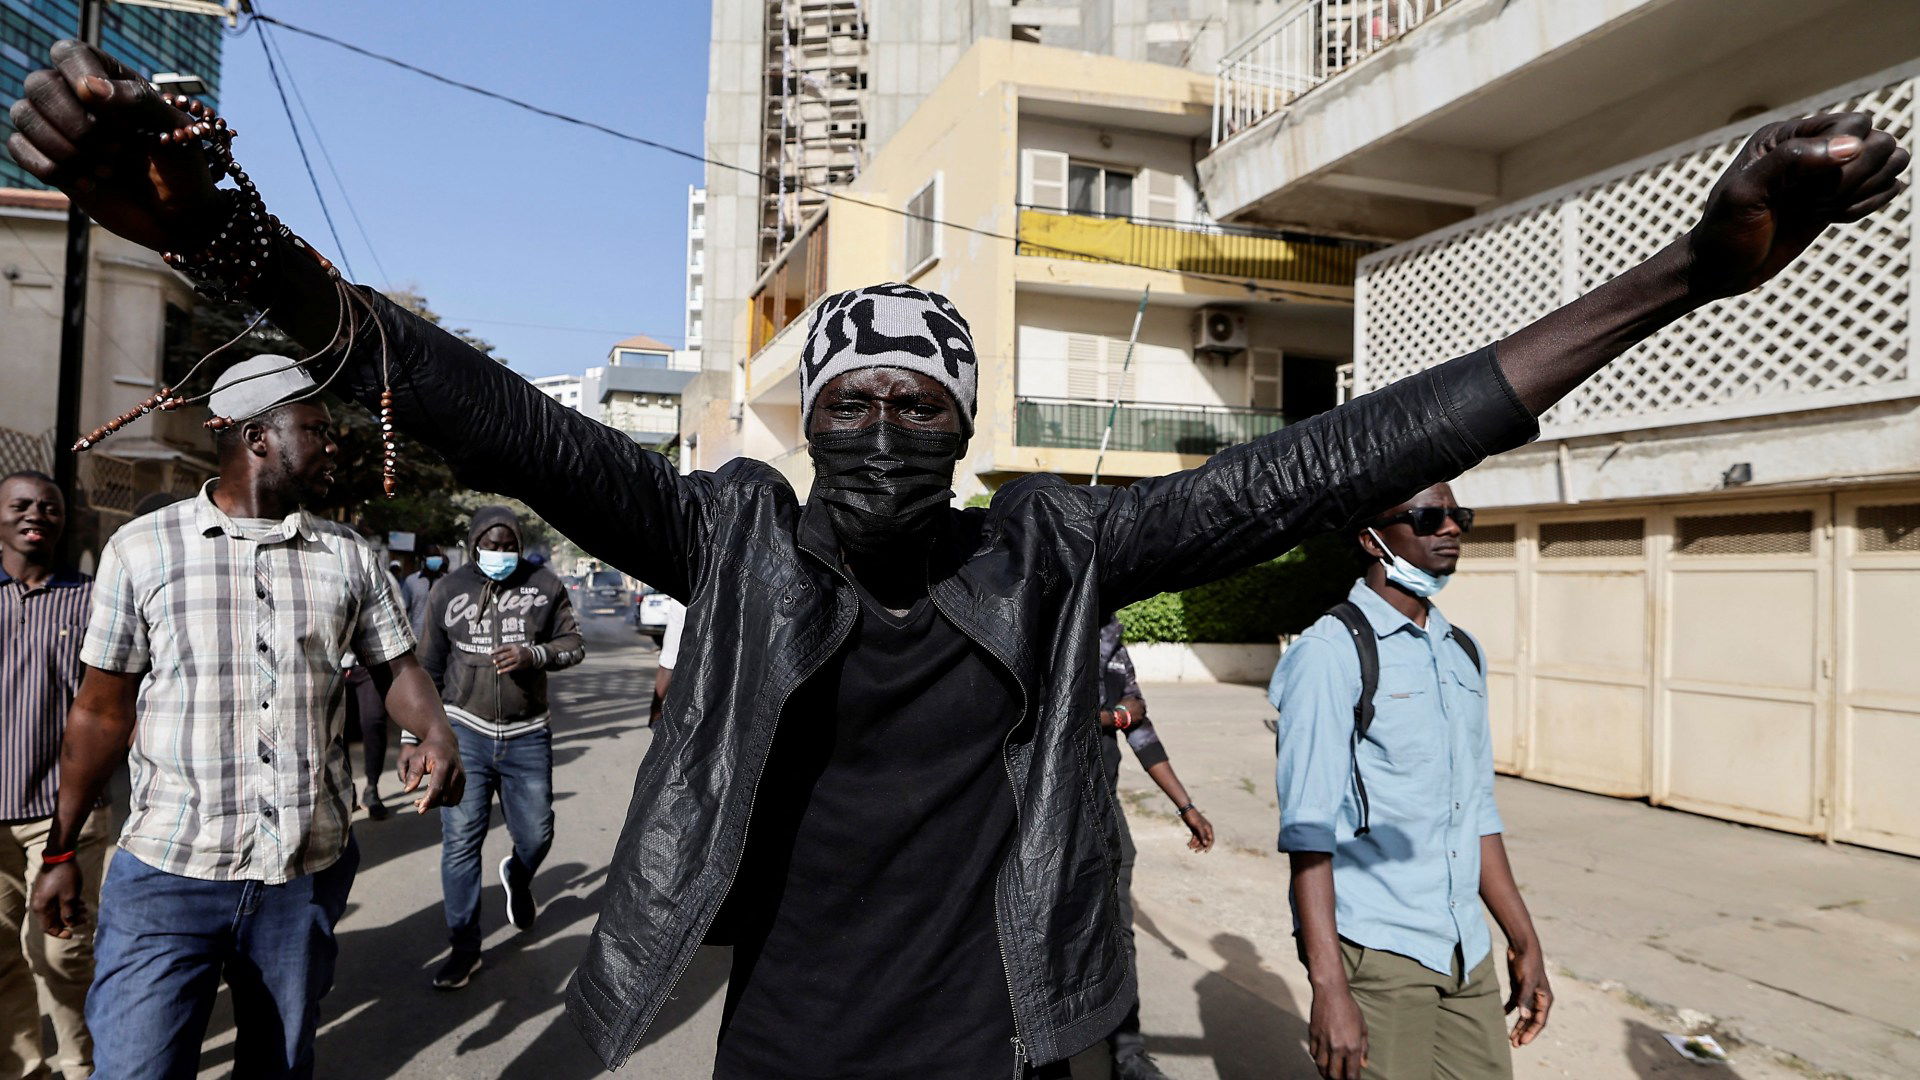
[1213,0,1461,146]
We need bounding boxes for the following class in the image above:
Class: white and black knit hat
[800,282,978,435]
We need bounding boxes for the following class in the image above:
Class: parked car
[584,569,629,615]
[633,587,674,644]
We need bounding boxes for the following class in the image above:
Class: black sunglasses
[1373,506,1475,536]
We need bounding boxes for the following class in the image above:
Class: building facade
[1,0,225,190]
[1200,0,1920,854]
[684,0,1298,473]
[722,40,1367,499]
[0,188,212,556]
[531,373,582,412]
[577,334,696,451]
[685,185,705,376]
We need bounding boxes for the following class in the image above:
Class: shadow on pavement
[1133,929,1315,1080]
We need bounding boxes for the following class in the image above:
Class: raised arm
[6,41,712,596]
[1094,114,1906,608]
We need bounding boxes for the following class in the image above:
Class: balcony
[1015,207,1371,289]
[748,209,829,355]
[1015,397,1288,456]
[1355,64,1920,440]
[1213,0,1463,146]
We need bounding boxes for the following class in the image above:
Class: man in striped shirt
[0,471,103,1080]
[28,357,467,1079]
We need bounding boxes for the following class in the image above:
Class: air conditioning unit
[1193,307,1248,355]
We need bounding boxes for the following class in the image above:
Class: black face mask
[808,422,962,556]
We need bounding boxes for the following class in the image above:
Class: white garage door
[1835,494,1920,856]
[1529,516,1652,798]
[1658,501,1831,835]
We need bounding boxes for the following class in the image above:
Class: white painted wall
[1015,292,1350,407]
[1017,117,1201,220]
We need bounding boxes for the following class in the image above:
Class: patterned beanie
[800,282,978,436]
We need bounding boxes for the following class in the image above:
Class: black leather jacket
[345,293,1536,1069]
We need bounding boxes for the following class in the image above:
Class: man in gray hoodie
[411,506,585,989]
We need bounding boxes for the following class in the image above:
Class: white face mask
[1367,528,1449,598]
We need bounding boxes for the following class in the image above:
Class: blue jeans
[87,839,359,1080]
[442,724,554,951]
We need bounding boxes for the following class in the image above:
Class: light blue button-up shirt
[1268,579,1503,977]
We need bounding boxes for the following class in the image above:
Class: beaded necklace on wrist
[75,92,401,498]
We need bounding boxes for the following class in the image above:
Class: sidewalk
[1121,680,1920,1080]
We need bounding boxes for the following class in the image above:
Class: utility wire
[253,26,356,280]
[259,22,391,287]
[244,13,1352,305]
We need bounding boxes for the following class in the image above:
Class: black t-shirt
[714,581,1023,1080]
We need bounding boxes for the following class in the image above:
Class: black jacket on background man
[420,507,584,734]
[342,293,1538,1069]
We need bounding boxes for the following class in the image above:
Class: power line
[259,22,391,288]
[253,25,356,280]
[243,13,1347,305]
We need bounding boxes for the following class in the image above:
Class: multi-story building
[684,0,1296,473]
[0,187,211,552]
[531,374,583,412]
[0,0,225,190]
[685,186,706,375]
[1201,0,1920,855]
[724,39,1369,500]
[579,334,697,451]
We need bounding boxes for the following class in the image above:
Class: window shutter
[1065,333,1103,400]
[1248,348,1282,410]
[1022,149,1070,211]
[1143,169,1180,223]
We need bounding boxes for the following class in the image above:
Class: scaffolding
[760,0,869,270]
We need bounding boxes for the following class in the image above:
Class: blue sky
[218,1,711,378]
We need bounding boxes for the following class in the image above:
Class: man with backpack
[1268,482,1550,1080]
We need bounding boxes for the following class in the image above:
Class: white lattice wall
[1356,67,1916,440]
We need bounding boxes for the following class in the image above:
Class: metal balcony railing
[1015,397,1288,456]
[1213,0,1462,146]
[1015,207,1373,287]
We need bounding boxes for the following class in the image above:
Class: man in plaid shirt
[28,357,466,1080]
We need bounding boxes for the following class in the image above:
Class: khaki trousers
[1341,939,1513,1080]
[0,808,111,1080]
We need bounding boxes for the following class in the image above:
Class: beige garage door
[1659,501,1831,835]
[1835,494,1920,856]
[1529,516,1652,797]
[1446,522,1524,773]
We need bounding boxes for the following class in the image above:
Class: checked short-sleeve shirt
[82,482,414,883]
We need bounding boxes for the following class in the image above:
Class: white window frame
[1065,160,1137,219]
[905,175,942,279]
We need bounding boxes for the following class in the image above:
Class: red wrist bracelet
[41,849,76,865]
[1114,705,1132,731]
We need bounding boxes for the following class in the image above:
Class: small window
[1068,163,1133,218]
[905,177,939,276]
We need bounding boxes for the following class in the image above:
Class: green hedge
[1116,533,1364,644]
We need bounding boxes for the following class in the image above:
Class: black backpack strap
[1451,625,1483,675]
[1327,602,1379,837]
